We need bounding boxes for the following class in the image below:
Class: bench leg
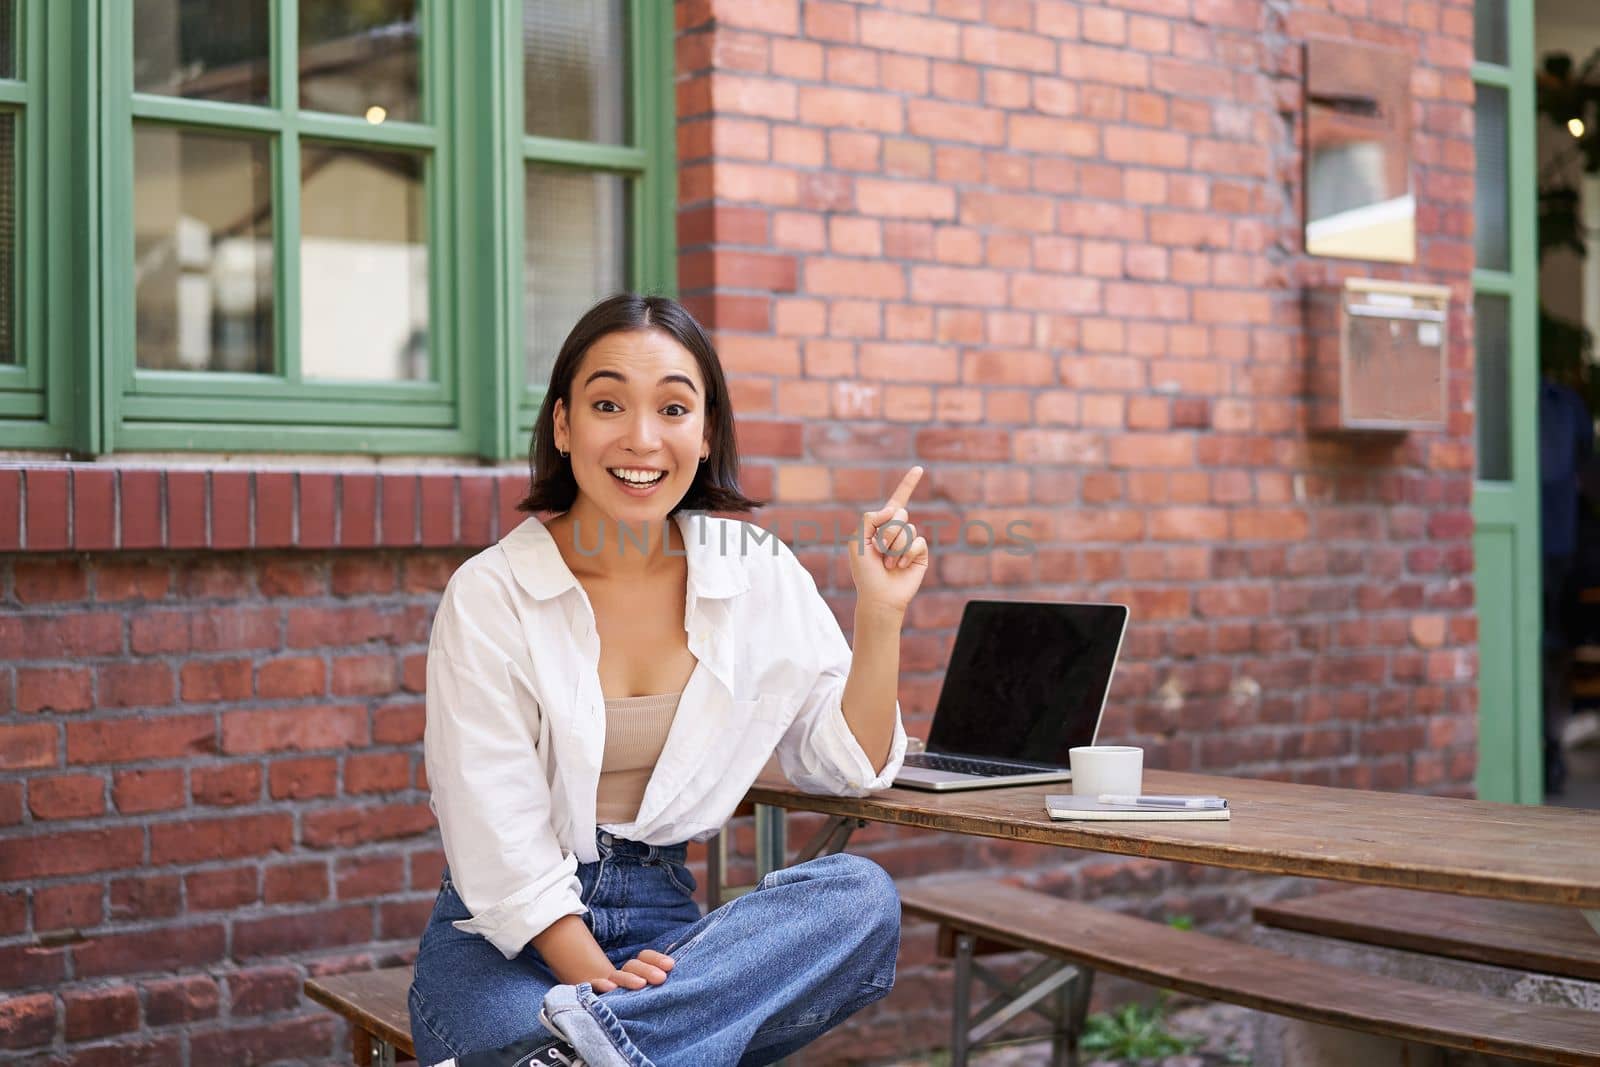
[1051,965,1094,1067]
[952,933,975,1067]
[1051,978,1072,1067]
[949,932,1091,1067]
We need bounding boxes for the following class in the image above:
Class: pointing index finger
[885,466,923,512]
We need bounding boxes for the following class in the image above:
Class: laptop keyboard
[902,752,1055,777]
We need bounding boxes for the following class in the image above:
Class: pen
[1098,794,1229,810]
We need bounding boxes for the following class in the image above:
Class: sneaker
[427,1031,585,1067]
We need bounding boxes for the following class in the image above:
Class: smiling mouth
[608,468,667,487]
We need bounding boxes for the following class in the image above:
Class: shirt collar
[501,511,752,603]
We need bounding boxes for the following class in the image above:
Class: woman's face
[553,327,710,525]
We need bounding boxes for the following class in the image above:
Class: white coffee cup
[1069,745,1143,798]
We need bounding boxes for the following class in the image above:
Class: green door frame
[1472,0,1543,803]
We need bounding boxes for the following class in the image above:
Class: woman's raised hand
[589,949,675,993]
[847,465,931,617]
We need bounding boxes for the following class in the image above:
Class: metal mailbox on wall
[1337,278,1450,430]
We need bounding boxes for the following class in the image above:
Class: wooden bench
[900,877,1600,1067]
[1254,885,1600,983]
[305,967,416,1066]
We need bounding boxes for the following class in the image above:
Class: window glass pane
[0,0,14,80]
[525,166,628,388]
[523,0,628,144]
[301,144,427,382]
[1476,293,1512,481]
[0,112,13,365]
[299,0,421,124]
[1475,0,1508,66]
[133,125,274,373]
[1475,83,1510,272]
[134,0,271,105]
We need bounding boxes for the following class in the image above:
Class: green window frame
[0,0,66,446]
[0,0,675,460]
[493,0,678,460]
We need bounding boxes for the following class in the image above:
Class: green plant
[1079,996,1200,1063]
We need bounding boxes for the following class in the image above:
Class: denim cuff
[540,983,650,1067]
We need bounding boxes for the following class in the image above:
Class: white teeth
[609,468,665,486]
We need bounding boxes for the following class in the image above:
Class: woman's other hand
[847,465,930,617]
[589,949,675,993]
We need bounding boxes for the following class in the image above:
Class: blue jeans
[408,832,900,1066]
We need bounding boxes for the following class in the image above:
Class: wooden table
[748,769,1600,911]
[744,770,1600,1065]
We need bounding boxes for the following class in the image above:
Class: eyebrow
[581,369,699,395]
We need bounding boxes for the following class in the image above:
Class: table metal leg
[752,804,793,1066]
[754,802,787,880]
[706,829,726,911]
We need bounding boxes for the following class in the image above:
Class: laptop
[894,600,1129,792]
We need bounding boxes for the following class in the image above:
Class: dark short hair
[519,293,766,516]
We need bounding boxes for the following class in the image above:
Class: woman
[408,293,930,1067]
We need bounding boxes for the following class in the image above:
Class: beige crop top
[594,690,682,826]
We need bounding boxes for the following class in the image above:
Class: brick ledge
[0,464,530,553]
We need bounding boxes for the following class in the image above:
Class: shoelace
[534,1007,585,1067]
[428,1026,585,1067]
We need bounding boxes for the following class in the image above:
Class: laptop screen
[926,601,1128,766]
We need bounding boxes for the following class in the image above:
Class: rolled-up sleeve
[771,549,907,795]
[425,601,584,959]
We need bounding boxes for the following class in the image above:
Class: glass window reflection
[1475,84,1510,273]
[1475,293,1511,481]
[133,125,275,373]
[523,0,627,144]
[524,165,628,387]
[300,0,421,123]
[0,111,13,365]
[1474,0,1508,67]
[134,0,271,105]
[300,143,428,382]
[0,0,15,81]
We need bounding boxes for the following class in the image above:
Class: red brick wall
[0,473,521,1064]
[0,0,1479,1062]
[677,0,1478,795]
[0,547,464,1063]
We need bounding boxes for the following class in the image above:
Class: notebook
[893,601,1129,792]
[1045,795,1232,822]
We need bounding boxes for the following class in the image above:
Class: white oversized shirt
[424,512,908,960]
